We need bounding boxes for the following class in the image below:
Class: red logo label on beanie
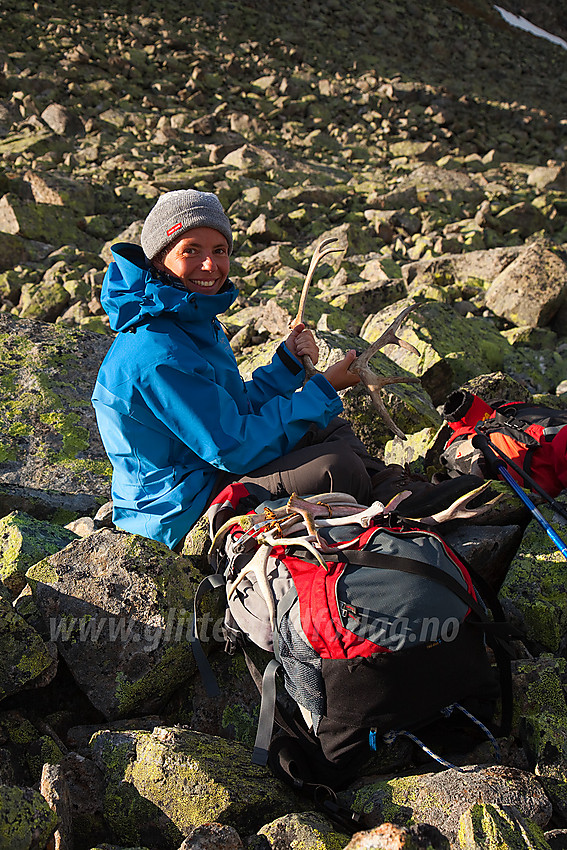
[166,222,183,237]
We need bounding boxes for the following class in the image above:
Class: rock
[0,483,102,524]
[394,165,486,205]
[0,193,92,249]
[0,128,64,160]
[41,103,85,136]
[26,528,204,718]
[222,143,279,174]
[0,510,78,596]
[512,655,567,819]
[246,213,286,243]
[457,803,552,850]
[485,242,567,328]
[258,811,350,849]
[0,784,58,850]
[343,766,552,845]
[323,278,406,320]
[40,762,73,850]
[499,501,567,652]
[23,169,96,216]
[0,232,35,271]
[0,313,112,501]
[528,165,567,192]
[90,726,303,848]
[0,592,55,701]
[401,246,523,290]
[443,523,523,590]
[178,822,243,848]
[492,201,548,240]
[345,822,450,850]
[59,750,107,849]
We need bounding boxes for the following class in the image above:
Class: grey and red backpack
[190,482,515,825]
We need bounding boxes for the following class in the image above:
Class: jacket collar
[101,242,238,332]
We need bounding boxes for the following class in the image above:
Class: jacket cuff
[277,343,303,376]
[309,372,343,410]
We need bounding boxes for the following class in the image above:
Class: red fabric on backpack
[278,526,386,661]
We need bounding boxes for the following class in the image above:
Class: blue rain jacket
[92,243,343,548]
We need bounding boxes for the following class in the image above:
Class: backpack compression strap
[189,573,226,697]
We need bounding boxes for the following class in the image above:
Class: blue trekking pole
[472,427,567,560]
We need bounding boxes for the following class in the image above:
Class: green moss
[113,642,195,716]
[39,410,90,459]
[0,713,38,746]
[0,511,77,595]
[0,785,58,850]
[26,735,65,782]
[25,557,60,586]
[259,812,350,849]
[458,802,551,850]
[500,505,567,651]
[221,703,259,747]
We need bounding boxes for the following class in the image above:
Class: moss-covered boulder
[0,510,78,596]
[342,766,552,846]
[512,656,567,820]
[0,593,55,702]
[345,822,450,850]
[499,502,567,652]
[485,241,567,328]
[0,193,93,250]
[26,528,205,719]
[0,784,57,850]
[91,726,303,849]
[457,803,552,850]
[0,710,64,785]
[258,811,350,849]
[0,313,112,499]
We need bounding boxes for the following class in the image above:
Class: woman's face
[154,226,230,296]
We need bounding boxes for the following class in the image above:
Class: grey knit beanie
[141,189,233,259]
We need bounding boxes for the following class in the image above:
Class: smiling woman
[153,228,231,296]
[91,189,389,551]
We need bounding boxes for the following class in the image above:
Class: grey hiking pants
[214,417,385,507]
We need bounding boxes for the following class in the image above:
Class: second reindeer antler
[348,304,421,440]
[290,239,421,439]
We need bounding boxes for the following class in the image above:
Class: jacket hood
[101,242,238,332]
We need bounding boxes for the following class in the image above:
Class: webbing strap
[252,659,281,766]
[189,574,225,697]
[273,586,298,663]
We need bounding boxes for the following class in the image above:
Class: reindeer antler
[291,237,342,377]
[348,304,421,441]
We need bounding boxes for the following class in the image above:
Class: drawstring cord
[379,702,501,772]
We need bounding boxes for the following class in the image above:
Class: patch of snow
[494,5,567,51]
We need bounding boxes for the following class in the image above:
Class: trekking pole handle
[471,430,500,475]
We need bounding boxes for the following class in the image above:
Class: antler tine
[354,304,419,369]
[291,237,342,330]
[290,237,342,378]
[349,304,421,441]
